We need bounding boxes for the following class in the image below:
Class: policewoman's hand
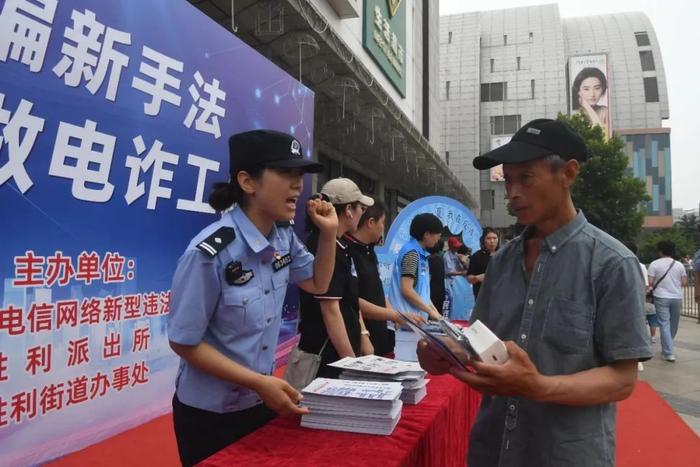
[254,376,310,416]
[307,197,338,234]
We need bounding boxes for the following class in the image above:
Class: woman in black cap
[167,130,337,466]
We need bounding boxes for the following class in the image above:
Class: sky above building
[441,0,699,211]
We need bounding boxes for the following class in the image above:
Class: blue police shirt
[168,207,315,413]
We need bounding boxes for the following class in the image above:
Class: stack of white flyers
[329,355,429,405]
[300,378,403,435]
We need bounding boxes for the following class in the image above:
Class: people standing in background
[624,242,658,345]
[467,227,500,299]
[693,225,700,305]
[345,199,426,358]
[298,178,375,378]
[625,241,656,371]
[444,236,474,320]
[457,246,472,270]
[427,239,446,316]
[445,237,468,280]
[648,241,688,362]
[388,213,444,322]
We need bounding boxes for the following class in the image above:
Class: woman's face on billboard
[579,76,603,105]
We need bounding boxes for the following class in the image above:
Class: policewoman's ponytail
[208,181,239,212]
[208,166,264,212]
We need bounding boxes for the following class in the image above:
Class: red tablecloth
[201,375,481,467]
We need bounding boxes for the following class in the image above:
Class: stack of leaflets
[329,355,429,405]
[300,378,403,435]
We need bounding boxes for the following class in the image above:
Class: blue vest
[388,238,432,320]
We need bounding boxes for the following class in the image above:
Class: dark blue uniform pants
[172,395,276,466]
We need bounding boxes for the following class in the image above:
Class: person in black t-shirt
[467,227,500,298]
[298,178,375,378]
[427,240,446,314]
[345,200,427,357]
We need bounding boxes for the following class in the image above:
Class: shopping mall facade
[189,1,671,229]
[441,4,672,228]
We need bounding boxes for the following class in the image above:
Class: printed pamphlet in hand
[397,312,471,369]
[398,312,510,367]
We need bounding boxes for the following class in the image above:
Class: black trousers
[172,395,276,466]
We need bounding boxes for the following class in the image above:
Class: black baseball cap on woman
[472,119,589,170]
[228,129,324,174]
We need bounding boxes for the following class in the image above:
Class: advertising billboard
[489,135,512,182]
[569,54,611,138]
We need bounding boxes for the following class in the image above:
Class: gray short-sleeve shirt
[468,211,652,467]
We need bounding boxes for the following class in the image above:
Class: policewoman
[167,130,338,466]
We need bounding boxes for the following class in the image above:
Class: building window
[516,56,521,70]
[490,115,521,135]
[481,82,507,102]
[531,79,535,99]
[445,151,450,166]
[503,34,508,45]
[635,32,651,46]
[639,50,655,71]
[446,81,450,100]
[448,31,452,44]
[490,58,494,72]
[644,77,659,102]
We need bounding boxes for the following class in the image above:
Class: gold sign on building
[387,0,402,18]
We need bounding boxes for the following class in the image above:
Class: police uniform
[167,130,323,466]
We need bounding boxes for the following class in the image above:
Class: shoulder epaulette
[196,227,236,258]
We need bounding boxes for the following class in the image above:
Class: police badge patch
[290,139,301,157]
[226,261,254,286]
[231,269,254,286]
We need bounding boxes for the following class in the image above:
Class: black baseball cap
[472,119,588,170]
[228,129,324,174]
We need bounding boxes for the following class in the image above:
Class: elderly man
[418,119,651,467]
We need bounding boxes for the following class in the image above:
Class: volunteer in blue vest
[388,213,444,322]
[167,130,338,466]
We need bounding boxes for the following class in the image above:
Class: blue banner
[0,0,315,464]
